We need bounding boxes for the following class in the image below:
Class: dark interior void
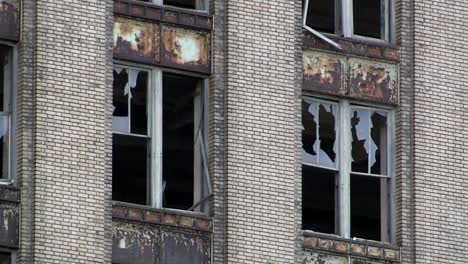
[302,165,336,234]
[162,73,199,210]
[0,252,10,264]
[370,112,387,175]
[353,0,382,39]
[351,174,388,241]
[130,70,148,135]
[318,104,336,164]
[305,0,336,34]
[302,100,317,157]
[0,46,8,179]
[164,0,196,9]
[0,46,6,111]
[351,109,369,173]
[112,134,149,205]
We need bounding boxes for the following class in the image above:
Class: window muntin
[112,64,211,213]
[303,0,393,42]
[302,97,394,243]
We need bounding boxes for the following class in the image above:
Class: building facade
[0,0,467,263]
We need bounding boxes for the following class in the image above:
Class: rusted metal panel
[0,203,18,248]
[348,58,398,104]
[160,25,211,74]
[112,221,159,264]
[303,51,345,95]
[303,251,348,264]
[113,16,161,65]
[160,229,210,264]
[0,0,19,42]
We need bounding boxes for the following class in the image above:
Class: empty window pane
[305,0,336,34]
[351,109,369,173]
[113,68,129,133]
[318,103,337,168]
[162,73,199,210]
[112,134,149,205]
[164,0,195,9]
[302,165,336,233]
[302,100,318,165]
[353,0,382,39]
[129,70,148,135]
[370,111,387,175]
[0,253,10,264]
[351,174,390,241]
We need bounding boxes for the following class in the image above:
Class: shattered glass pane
[112,68,129,133]
[370,111,388,175]
[351,109,369,173]
[318,103,336,168]
[302,100,318,165]
[130,70,148,135]
[353,0,382,39]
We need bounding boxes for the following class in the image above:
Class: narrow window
[0,46,12,182]
[302,98,338,234]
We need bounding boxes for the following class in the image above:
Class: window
[112,65,211,213]
[302,97,394,242]
[303,0,394,43]
[0,251,14,264]
[138,0,208,11]
[0,45,14,185]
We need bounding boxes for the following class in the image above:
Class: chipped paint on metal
[160,229,210,264]
[303,251,348,264]
[161,25,211,73]
[113,16,160,65]
[348,58,398,104]
[112,221,159,264]
[0,0,19,41]
[303,50,345,95]
[0,203,18,248]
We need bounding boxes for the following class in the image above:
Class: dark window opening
[162,73,199,210]
[0,252,11,264]
[353,0,382,39]
[351,109,369,173]
[305,0,336,34]
[0,46,10,180]
[302,165,336,233]
[164,0,196,9]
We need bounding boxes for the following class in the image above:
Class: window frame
[302,94,396,244]
[112,61,211,213]
[303,0,395,44]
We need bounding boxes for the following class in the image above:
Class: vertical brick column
[413,1,468,262]
[33,0,110,262]
[225,0,297,262]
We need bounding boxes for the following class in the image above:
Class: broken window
[0,45,13,185]
[302,97,394,243]
[142,0,208,11]
[303,0,393,42]
[112,65,211,213]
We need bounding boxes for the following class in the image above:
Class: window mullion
[339,99,351,238]
[342,0,353,38]
[151,69,163,208]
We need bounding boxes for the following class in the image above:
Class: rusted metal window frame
[303,0,395,44]
[302,95,396,244]
[113,61,211,213]
[0,42,17,187]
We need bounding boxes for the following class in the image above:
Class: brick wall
[413,0,468,262]
[225,0,297,262]
[32,0,110,262]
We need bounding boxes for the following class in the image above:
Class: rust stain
[113,16,160,65]
[303,51,344,94]
[0,204,18,248]
[348,59,397,103]
[0,0,19,41]
[161,229,210,264]
[161,25,211,73]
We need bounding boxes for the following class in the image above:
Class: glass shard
[353,0,382,39]
[112,68,129,133]
[318,103,336,168]
[351,109,369,173]
[302,100,318,165]
[130,70,148,135]
[370,111,388,175]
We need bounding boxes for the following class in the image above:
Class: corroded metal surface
[0,0,19,41]
[160,229,210,264]
[112,221,159,264]
[161,25,211,73]
[303,252,347,264]
[348,58,398,104]
[113,16,160,65]
[0,203,18,248]
[303,51,345,95]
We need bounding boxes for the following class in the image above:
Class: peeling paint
[0,0,19,41]
[161,25,211,73]
[0,203,18,248]
[160,229,210,264]
[303,51,345,94]
[303,252,348,264]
